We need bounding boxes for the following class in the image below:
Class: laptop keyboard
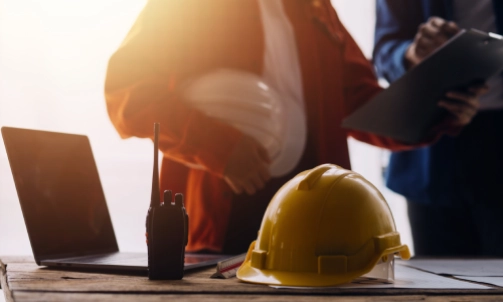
[45,252,227,270]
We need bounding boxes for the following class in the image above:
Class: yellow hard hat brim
[237,261,359,287]
[237,241,411,287]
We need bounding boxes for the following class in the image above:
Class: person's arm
[374,0,461,78]
[373,0,425,82]
[336,8,485,150]
[105,1,239,177]
[373,1,486,137]
[105,1,270,195]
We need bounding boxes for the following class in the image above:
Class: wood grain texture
[10,293,503,302]
[11,292,426,302]
[0,258,14,302]
[3,256,503,302]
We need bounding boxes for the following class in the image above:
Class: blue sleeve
[373,0,425,82]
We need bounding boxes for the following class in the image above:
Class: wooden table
[2,256,503,302]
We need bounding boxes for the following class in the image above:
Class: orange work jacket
[105,0,413,252]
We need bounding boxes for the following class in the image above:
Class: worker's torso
[157,0,355,251]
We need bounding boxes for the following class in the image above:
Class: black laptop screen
[2,127,118,260]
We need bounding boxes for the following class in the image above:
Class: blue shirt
[374,0,503,206]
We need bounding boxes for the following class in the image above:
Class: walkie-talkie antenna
[150,123,160,207]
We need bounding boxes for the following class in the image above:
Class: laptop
[1,126,227,273]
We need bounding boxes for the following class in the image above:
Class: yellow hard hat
[237,164,411,287]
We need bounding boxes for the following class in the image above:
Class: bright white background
[0,0,413,256]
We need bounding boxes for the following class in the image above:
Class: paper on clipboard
[342,29,503,144]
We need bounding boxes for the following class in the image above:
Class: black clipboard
[342,29,503,144]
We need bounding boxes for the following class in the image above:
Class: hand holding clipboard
[343,28,502,144]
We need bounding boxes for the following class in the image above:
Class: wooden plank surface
[3,256,503,302]
[12,292,503,302]
[0,257,14,302]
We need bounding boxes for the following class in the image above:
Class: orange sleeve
[104,0,243,177]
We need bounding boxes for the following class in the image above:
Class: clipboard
[342,29,503,144]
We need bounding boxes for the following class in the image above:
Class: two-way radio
[146,123,188,280]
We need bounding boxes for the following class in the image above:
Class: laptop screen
[1,127,118,261]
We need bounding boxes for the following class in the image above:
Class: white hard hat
[182,69,307,177]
